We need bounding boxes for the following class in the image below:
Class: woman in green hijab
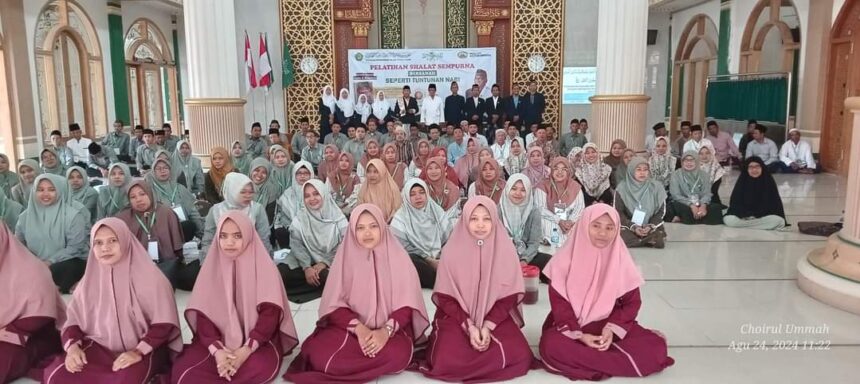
[249,157,278,224]
[171,139,204,195]
[615,157,668,248]
[10,159,42,206]
[269,145,295,198]
[669,151,724,225]
[40,147,66,176]
[14,173,91,293]
[0,188,24,229]
[0,153,18,198]
[96,163,132,220]
[66,166,98,222]
[145,157,205,242]
[231,140,252,175]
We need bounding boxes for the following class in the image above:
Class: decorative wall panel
[280,0,336,131]
[445,0,468,48]
[511,0,564,128]
[379,0,403,49]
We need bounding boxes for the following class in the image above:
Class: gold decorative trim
[844,97,860,111]
[339,0,373,20]
[475,20,494,36]
[589,94,651,102]
[184,98,247,105]
[473,0,507,19]
[351,22,370,37]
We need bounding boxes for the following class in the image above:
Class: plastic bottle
[551,228,560,248]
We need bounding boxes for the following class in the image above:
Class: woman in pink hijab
[285,204,430,384]
[419,196,533,382]
[43,218,182,384]
[171,212,298,383]
[539,204,674,380]
[0,222,65,383]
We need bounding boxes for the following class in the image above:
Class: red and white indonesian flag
[244,31,257,92]
[258,33,273,89]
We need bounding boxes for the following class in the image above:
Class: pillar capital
[351,21,370,37]
[475,20,495,36]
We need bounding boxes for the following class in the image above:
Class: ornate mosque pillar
[590,0,650,152]
[333,0,373,90]
[471,0,511,95]
[182,0,245,166]
[798,97,860,315]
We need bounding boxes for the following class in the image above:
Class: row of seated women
[0,200,674,383]
[0,136,788,297]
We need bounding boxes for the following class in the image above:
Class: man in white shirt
[779,128,819,174]
[682,124,713,154]
[579,119,592,143]
[745,123,780,172]
[65,123,93,166]
[490,128,508,165]
[525,122,540,147]
[645,122,668,153]
[466,121,489,148]
[420,83,444,125]
[506,125,525,150]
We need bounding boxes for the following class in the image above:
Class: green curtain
[705,78,788,123]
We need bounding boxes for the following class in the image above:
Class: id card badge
[172,205,187,222]
[273,249,290,261]
[113,147,120,155]
[554,203,568,220]
[631,209,646,226]
[147,241,159,261]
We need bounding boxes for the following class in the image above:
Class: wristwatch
[384,325,394,337]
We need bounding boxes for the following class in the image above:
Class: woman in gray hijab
[15,173,91,293]
[40,147,66,176]
[10,160,42,206]
[96,163,132,220]
[280,179,347,302]
[499,173,551,276]
[614,157,668,248]
[66,166,98,223]
[0,188,23,229]
[390,178,457,288]
[669,151,724,225]
[171,139,204,195]
[145,157,205,243]
[0,153,18,198]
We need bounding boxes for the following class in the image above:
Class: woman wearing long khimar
[0,221,65,383]
[420,196,533,382]
[44,218,182,384]
[539,204,674,380]
[285,204,430,384]
[172,212,298,383]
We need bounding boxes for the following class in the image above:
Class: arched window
[740,0,801,74]
[34,0,107,140]
[124,18,179,130]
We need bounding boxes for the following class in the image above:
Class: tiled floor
[16,172,860,383]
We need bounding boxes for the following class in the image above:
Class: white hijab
[372,91,391,118]
[355,94,371,124]
[337,88,355,117]
[321,85,337,112]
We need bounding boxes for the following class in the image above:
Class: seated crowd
[0,80,816,383]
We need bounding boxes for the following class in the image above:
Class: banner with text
[347,48,497,105]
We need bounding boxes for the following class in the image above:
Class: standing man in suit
[484,84,504,131]
[444,81,465,125]
[504,83,525,128]
[522,80,545,126]
[463,84,484,126]
[393,85,419,126]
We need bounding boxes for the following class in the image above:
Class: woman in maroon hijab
[285,204,430,384]
[0,221,65,383]
[420,196,533,382]
[171,212,298,383]
[44,218,182,384]
[539,204,674,380]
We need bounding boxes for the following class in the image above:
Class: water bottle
[551,228,560,248]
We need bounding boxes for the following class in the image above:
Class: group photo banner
[347,48,497,105]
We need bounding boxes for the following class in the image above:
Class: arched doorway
[739,0,801,122]
[33,0,107,140]
[124,18,179,130]
[670,14,718,132]
[821,0,860,174]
